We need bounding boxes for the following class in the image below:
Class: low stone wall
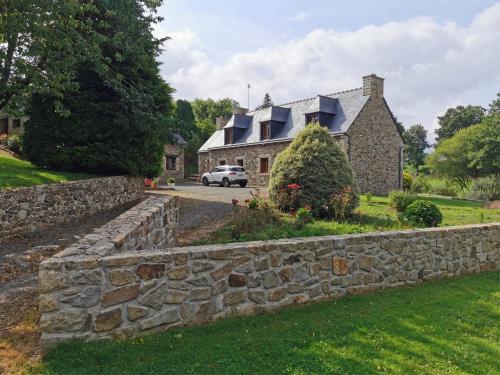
[0,176,144,238]
[39,222,499,352]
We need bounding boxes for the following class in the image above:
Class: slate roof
[199,87,368,152]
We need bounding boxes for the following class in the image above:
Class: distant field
[0,154,94,189]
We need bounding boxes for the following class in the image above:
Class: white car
[201,166,248,187]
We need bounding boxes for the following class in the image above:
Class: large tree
[175,99,196,140]
[427,114,500,190]
[256,92,273,110]
[403,124,429,168]
[0,1,103,115]
[435,105,486,142]
[191,98,238,139]
[23,0,174,177]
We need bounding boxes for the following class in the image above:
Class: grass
[197,194,500,244]
[30,272,500,375]
[0,155,94,189]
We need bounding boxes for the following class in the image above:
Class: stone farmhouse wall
[39,222,499,352]
[346,97,403,194]
[162,144,184,182]
[0,176,143,238]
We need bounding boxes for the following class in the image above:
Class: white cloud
[157,4,500,140]
[288,12,308,21]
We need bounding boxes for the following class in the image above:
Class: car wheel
[222,178,230,187]
[202,177,209,186]
[239,182,247,188]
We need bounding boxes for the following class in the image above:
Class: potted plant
[151,177,160,190]
[167,177,175,188]
[144,177,152,187]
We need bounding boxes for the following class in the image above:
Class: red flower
[287,183,302,190]
[231,199,239,206]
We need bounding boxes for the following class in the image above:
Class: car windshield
[230,167,245,172]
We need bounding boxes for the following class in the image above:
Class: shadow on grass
[32,272,500,375]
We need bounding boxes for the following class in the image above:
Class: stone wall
[39,222,499,352]
[162,144,184,182]
[0,176,144,238]
[346,96,403,194]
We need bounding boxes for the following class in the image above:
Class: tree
[269,123,358,216]
[435,105,486,142]
[489,92,500,114]
[191,98,238,140]
[392,113,405,137]
[23,0,174,177]
[427,114,500,190]
[175,99,196,140]
[0,1,106,115]
[403,124,429,168]
[256,92,273,110]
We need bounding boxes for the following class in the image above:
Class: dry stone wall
[39,222,499,352]
[0,176,144,238]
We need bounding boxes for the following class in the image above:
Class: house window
[260,122,270,140]
[306,113,319,125]
[166,156,177,170]
[260,157,269,174]
[0,118,8,134]
[236,158,244,167]
[219,160,227,166]
[224,128,233,145]
[12,119,21,128]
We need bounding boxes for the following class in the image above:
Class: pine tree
[23,0,174,177]
[256,92,273,110]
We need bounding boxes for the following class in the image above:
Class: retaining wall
[39,222,499,352]
[0,176,144,238]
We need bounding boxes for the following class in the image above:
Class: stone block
[268,287,287,302]
[40,309,87,333]
[232,256,251,267]
[254,256,270,271]
[270,252,283,267]
[138,283,167,310]
[191,288,211,301]
[61,286,101,307]
[261,270,280,289]
[110,269,136,286]
[228,274,247,287]
[210,263,233,281]
[359,255,374,271]
[39,294,59,313]
[139,309,180,331]
[192,261,216,273]
[167,266,189,280]
[128,305,149,321]
[39,270,71,293]
[287,283,305,294]
[136,264,165,280]
[225,290,247,305]
[212,280,228,295]
[248,290,266,304]
[95,308,122,332]
[247,275,262,288]
[309,285,321,298]
[279,267,294,283]
[309,263,321,276]
[294,264,308,282]
[332,257,348,276]
[193,302,215,324]
[101,285,139,307]
[165,290,189,304]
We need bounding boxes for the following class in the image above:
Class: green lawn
[0,155,94,189]
[31,272,500,375]
[198,194,500,244]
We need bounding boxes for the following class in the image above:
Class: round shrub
[388,190,417,213]
[403,172,413,191]
[402,200,443,227]
[269,123,359,217]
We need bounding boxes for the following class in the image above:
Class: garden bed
[192,194,500,245]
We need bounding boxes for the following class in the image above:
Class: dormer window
[260,122,270,140]
[306,113,319,125]
[224,128,233,145]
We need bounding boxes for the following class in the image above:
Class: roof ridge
[273,86,363,108]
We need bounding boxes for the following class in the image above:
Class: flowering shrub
[322,186,357,221]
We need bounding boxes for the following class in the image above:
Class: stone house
[0,112,25,136]
[198,74,404,194]
[161,133,186,182]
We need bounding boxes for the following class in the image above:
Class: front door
[0,118,8,134]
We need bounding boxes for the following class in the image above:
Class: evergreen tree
[175,99,196,140]
[23,0,174,177]
[256,92,273,110]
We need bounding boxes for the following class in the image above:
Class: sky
[154,0,500,141]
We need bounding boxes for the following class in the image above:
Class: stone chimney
[362,74,384,97]
[215,116,228,130]
[233,107,249,116]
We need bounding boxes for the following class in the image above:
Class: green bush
[429,180,458,197]
[294,207,314,229]
[403,172,413,191]
[388,190,418,213]
[323,186,358,221]
[269,123,359,217]
[410,175,431,193]
[401,200,443,227]
[6,135,23,154]
[466,175,500,201]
